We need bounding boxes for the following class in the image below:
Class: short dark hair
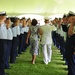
[26,18,31,22]
[12,17,19,23]
[22,17,26,20]
[6,17,10,20]
[63,14,67,18]
[31,19,37,26]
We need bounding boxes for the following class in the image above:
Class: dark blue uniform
[62,24,75,75]
[0,23,7,75]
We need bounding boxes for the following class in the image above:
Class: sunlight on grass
[5,45,68,75]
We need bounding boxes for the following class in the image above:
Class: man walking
[40,17,56,65]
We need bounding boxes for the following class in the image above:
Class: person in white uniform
[4,18,13,69]
[10,17,19,63]
[0,11,8,75]
[40,17,56,65]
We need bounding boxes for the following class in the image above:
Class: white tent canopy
[0,0,75,17]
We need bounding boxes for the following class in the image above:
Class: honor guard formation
[0,11,75,75]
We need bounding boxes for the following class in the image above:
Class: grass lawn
[5,45,68,75]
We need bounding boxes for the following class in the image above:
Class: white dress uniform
[12,26,17,37]
[16,25,20,36]
[26,26,29,33]
[20,25,29,34]
[20,25,28,34]
[7,28,13,40]
[0,23,7,39]
[60,27,66,42]
[20,27,25,34]
[40,24,56,65]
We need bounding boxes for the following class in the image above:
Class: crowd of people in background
[0,11,75,75]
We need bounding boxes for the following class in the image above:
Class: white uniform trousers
[42,44,52,64]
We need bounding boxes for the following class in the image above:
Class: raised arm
[68,22,74,36]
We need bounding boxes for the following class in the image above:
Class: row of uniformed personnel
[52,11,75,75]
[0,12,31,75]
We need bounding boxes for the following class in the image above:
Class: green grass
[5,45,68,75]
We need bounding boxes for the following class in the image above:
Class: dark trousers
[16,35,19,56]
[66,45,75,75]
[66,54,75,75]
[5,40,12,69]
[22,32,28,52]
[52,31,57,46]
[56,33,60,49]
[18,34,24,54]
[59,36,64,55]
[10,37,17,63]
[0,39,7,75]
[65,38,75,75]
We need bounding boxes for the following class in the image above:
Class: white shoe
[48,60,51,62]
[44,62,48,65]
[45,62,48,65]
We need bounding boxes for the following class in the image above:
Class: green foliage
[5,46,68,75]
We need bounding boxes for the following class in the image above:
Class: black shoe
[5,67,11,69]
[5,73,9,75]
